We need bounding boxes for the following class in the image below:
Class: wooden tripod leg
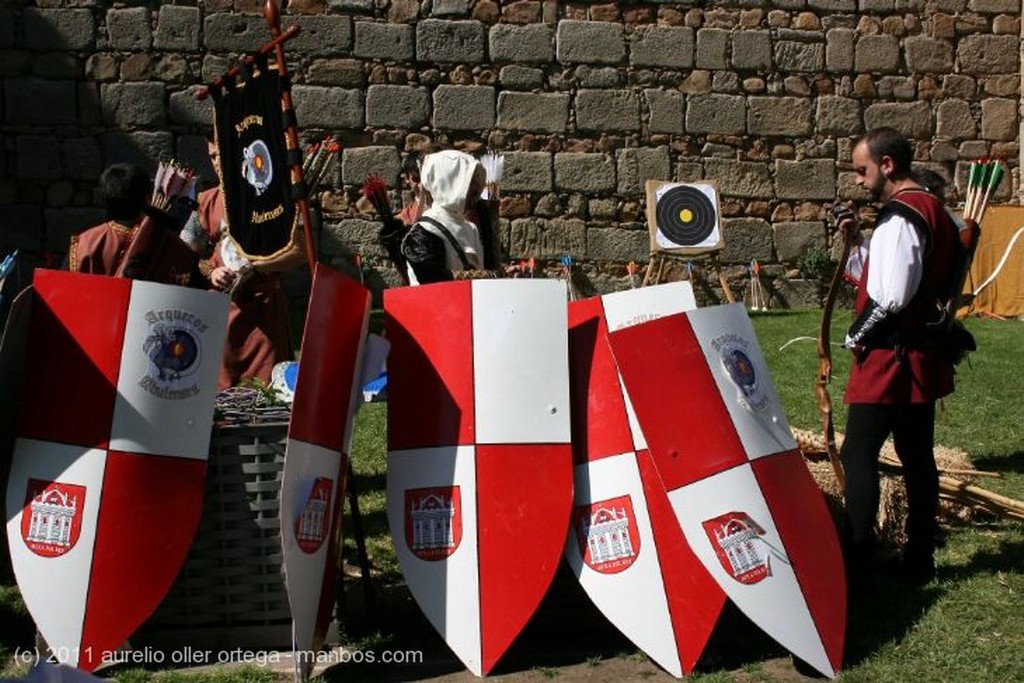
[712,256,735,303]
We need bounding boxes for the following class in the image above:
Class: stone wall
[0,0,1020,307]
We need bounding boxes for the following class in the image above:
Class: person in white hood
[401,149,487,285]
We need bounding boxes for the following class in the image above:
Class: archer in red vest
[837,128,961,589]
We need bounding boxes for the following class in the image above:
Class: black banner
[211,54,297,260]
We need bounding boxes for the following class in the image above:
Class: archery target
[647,180,724,254]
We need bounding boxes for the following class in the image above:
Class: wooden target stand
[641,180,736,303]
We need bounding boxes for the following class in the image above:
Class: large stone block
[630,26,694,69]
[293,86,364,128]
[731,31,771,71]
[354,22,414,61]
[685,94,745,135]
[644,89,684,134]
[936,99,975,140]
[432,0,472,17]
[499,65,544,90]
[720,217,773,264]
[864,101,933,138]
[587,226,649,262]
[825,28,855,72]
[416,19,486,63]
[981,98,1017,141]
[501,151,552,192]
[366,85,429,128]
[775,41,824,72]
[816,96,862,136]
[101,131,174,174]
[168,87,214,126]
[576,66,620,88]
[4,79,77,125]
[775,159,835,200]
[16,135,61,181]
[490,23,554,63]
[291,16,353,56]
[204,14,269,52]
[854,34,900,73]
[617,147,671,194]
[773,221,826,263]
[576,90,640,133]
[904,36,953,73]
[704,159,773,198]
[497,92,569,133]
[556,20,624,65]
[107,8,152,51]
[968,0,1018,11]
[100,82,166,127]
[307,59,365,87]
[24,8,94,51]
[342,146,401,186]
[809,0,856,9]
[63,137,103,181]
[155,6,200,52]
[433,84,495,130]
[958,35,1019,74]
[748,97,812,136]
[509,217,586,258]
[555,153,616,192]
[322,218,385,259]
[695,28,729,70]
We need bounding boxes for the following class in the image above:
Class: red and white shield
[280,265,370,678]
[607,303,846,679]
[4,270,227,672]
[385,280,573,676]
[564,283,726,678]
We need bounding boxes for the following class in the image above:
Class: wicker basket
[135,422,293,650]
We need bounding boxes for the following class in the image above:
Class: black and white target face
[655,184,717,247]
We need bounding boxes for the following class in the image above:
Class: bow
[816,213,855,489]
[969,225,1024,302]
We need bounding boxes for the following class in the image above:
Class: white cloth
[411,150,484,281]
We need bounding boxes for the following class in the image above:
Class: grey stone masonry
[774,222,826,263]
[499,66,544,91]
[969,0,1019,11]
[16,136,61,181]
[107,8,152,51]
[776,159,835,200]
[100,83,166,127]
[731,31,771,71]
[432,0,472,17]
[936,99,976,140]
[556,20,625,65]
[864,101,933,138]
[24,8,94,51]
[366,85,430,128]
[497,92,569,133]
[576,90,640,133]
[644,89,684,134]
[323,218,385,259]
[2,206,45,251]
[747,97,812,136]
[721,218,773,264]
[63,137,103,181]
[501,152,553,193]
[416,19,486,63]
[4,79,77,126]
[509,217,586,258]
[816,96,862,136]
[355,22,415,61]
[554,153,616,193]
[587,227,649,262]
[154,6,200,52]
[101,131,174,173]
[854,35,900,73]
[0,6,13,49]
[704,159,773,198]
[616,147,671,195]
[46,208,106,250]
[904,36,954,73]
[576,67,620,89]
[490,24,555,64]
[981,98,1017,141]
[329,0,376,13]
[168,87,214,126]
[958,36,1019,74]
[433,85,495,130]
[629,26,694,69]
[204,14,271,53]
[808,0,856,9]
[695,29,729,70]
[342,146,402,186]
[293,86,364,128]
[825,29,855,72]
[685,94,746,135]
[775,41,824,73]
[291,16,353,57]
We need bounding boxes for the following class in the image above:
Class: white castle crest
[583,505,635,564]
[409,493,456,551]
[26,488,78,548]
[713,520,767,576]
[296,485,329,544]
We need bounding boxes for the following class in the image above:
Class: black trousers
[840,402,939,561]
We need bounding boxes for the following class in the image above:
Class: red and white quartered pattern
[281,265,371,678]
[565,283,727,677]
[384,279,573,676]
[5,270,227,671]
[607,303,846,679]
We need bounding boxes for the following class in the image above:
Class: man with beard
[836,127,961,588]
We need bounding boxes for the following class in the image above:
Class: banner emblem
[405,486,462,561]
[714,334,769,413]
[21,479,86,558]
[574,495,640,574]
[702,512,773,585]
[295,477,334,554]
[242,139,273,196]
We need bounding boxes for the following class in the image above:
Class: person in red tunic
[197,138,303,391]
[69,164,151,274]
[837,128,961,588]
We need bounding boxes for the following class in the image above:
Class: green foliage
[795,243,834,280]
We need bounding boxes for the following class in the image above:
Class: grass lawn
[3,309,1022,682]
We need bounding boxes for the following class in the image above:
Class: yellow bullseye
[678,208,694,223]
